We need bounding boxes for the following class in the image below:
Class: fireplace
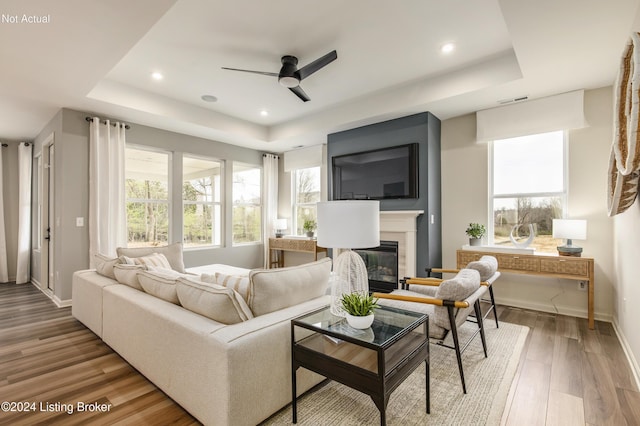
[354,240,399,293]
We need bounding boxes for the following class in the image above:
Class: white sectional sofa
[72,247,332,426]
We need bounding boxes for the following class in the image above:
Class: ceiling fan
[221,50,337,102]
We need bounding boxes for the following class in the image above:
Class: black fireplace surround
[355,240,399,293]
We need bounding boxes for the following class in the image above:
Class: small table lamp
[317,200,380,316]
[552,219,587,257]
[274,218,287,238]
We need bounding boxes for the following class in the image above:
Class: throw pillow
[137,269,186,304]
[176,277,254,324]
[94,253,121,280]
[248,257,331,316]
[121,252,172,270]
[116,242,185,272]
[113,264,146,290]
[207,273,251,302]
[433,269,481,330]
[465,255,498,281]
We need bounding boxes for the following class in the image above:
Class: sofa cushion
[122,252,172,270]
[137,269,187,304]
[117,242,185,272]
[176,277,253,324]
[113,264,146,290]
[248,258,331,316]
[466,255,498,281]
[94,253,121,280]
[201,273,251,302]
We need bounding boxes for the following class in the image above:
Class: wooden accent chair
[373,269,488,393]
[424,255,501,328]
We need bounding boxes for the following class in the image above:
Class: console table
[457,249,596,329]
[268,238,327,269]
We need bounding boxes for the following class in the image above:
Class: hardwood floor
[0,282,638,425]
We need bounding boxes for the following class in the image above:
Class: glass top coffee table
[290,305,429,426]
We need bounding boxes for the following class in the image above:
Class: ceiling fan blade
[289,85,310,102]
[221,67,279,77]
[297,50,337,80]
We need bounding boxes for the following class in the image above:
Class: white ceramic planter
[345,313,374,329]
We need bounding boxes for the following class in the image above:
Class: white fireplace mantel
[379,210,423,283]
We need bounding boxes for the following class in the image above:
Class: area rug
[263,321,528,426]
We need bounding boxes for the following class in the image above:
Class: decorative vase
[509,224,535,248]
[345,313,374,329]
[469,237,482,246]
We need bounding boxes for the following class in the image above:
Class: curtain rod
[85,116,131,130]
[263,153,279,158]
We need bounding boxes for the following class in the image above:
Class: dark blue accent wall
[327,112,441,277]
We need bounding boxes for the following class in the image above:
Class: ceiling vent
[497,96,528,105]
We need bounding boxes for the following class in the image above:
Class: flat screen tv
[332,143,418,200]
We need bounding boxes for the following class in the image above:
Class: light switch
[76,217,84,227]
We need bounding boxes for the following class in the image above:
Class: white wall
[612,138,640,379]
[441,86,615,322]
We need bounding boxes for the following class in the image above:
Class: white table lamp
[274,218,287,238]
[552,219,587,257]
[317,200,380,316]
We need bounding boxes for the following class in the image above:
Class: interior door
[42,142,55,292]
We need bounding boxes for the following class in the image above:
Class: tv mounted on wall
[332,143,418,200]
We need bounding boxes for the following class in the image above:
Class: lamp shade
[274,218,287,230]
[317,200,380,249]
[552,219,587,240]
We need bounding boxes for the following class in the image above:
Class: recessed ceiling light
[440,43,455,54]
[201,95,218,102]
[151,72,164,80]
[260,110,269,117]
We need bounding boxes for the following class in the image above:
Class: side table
[291,305,429,426]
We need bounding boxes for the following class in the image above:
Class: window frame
[291,166,321,236]
[182,154,224,250]
[231,161,263,246]
[124,145,172,247]
[488,131,569,251]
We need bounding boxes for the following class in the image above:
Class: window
[292,166,321,235]
[125,148,170,247]
[490,131,566,252]
[183,156,222,248]
[232,162,262,244]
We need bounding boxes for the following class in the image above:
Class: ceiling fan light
[279,76,299,88]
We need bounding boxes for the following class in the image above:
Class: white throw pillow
[113,264,146,290]
[116,242,185,272]
[94,253,121,280]
[248,258,331,316]
[201,273,251,302]
[176,277,254,324]
[121,252,172,270]
[137,269,186,304]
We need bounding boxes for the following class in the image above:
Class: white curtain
[262,154,279,268]
[0,146,8,283]
[16,142,32,284]
[89,118,126,264]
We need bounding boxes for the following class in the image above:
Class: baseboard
[496,296,613,323]
[30,280,72,308]
[611,319,640,391]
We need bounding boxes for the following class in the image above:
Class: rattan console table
[268,237,327,269]
[457,249,596,329]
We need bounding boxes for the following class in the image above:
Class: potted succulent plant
[303,220,317,238]
[340,292,379,329]
[465,223,486,246]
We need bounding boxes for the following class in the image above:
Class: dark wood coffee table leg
[426,359,430,414]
